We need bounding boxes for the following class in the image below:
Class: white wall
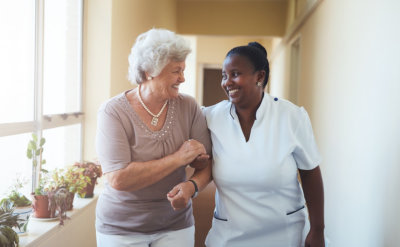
[270,0,400,246]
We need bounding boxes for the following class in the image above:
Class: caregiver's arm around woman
[299,166,325,247]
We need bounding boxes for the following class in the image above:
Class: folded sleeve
[293,107,322,170]
[96,106,131,174]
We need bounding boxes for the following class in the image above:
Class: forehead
[165,60,186,69]
[223,54,254,71]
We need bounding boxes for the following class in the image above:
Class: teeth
[173,85,179,89]
[228,89,238,95]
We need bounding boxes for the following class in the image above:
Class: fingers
[167,186,180,198]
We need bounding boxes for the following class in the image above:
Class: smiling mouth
[172,85,180,89]
[228,89,239,95]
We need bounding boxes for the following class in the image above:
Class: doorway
[202,68,226,107]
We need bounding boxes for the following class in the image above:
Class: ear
[256,70,266,83]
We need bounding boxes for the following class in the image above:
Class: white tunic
[204,94,321,247]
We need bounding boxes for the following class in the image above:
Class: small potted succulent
[0,178,32,235]
[73,161,102,198]
[0,200,21,247]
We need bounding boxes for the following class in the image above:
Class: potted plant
[27,133,52,219]
[73,161,102,198]
[0,200,21,247]
[0,178,32,235]
[45,166,90,225]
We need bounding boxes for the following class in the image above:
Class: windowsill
[19,187,101,247]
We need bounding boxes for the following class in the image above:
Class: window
[0,0,83,197]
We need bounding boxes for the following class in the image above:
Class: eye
[232,71,239,77]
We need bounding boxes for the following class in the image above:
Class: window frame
[0,0,84,191]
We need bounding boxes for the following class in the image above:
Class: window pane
[42,124,81,170]
[0,133,32,197]
[43,0,82,115]
[0,1,35,123]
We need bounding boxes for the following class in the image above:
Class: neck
[138,83,168,106]
[234,93,264,121]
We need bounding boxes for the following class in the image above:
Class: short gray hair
[128,28,191,84]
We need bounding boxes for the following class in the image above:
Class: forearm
[107,153,182,191]
[189,159,212,192]
[299,166,325,231]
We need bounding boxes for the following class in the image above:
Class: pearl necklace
[137,85,168,126]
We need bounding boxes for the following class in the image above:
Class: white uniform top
[203,93,321,247]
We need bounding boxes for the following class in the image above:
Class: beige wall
[110,0,178,97]
[177,0,287,36]
[271,0,400,246]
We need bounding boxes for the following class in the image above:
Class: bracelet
[188,179,198,198]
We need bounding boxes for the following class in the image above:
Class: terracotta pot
[31,194,54,218]
[82,177,97,198]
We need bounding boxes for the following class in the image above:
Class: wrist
[187,179,198,198]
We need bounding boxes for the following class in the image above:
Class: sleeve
[95,106,131,174]
[189,100,212,154]
[293,107,322,170]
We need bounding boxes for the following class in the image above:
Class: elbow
[106,172,130,191]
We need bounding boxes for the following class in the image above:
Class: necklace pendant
[151,117,159,126]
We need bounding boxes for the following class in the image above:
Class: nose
[221,76,232,88]
[178,71,185,83]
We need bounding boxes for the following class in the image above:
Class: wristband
[188,179,198,198]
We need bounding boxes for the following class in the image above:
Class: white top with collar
[203,93,321,247]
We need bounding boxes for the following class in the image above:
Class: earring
[257,81,263,87]
[147,76,153,80]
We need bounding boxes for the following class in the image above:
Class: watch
[188,179,198,198]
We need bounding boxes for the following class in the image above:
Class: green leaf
[42,159,46,165]
[40,138,46,146]
[32,133,38,142]
[41,169,48,173]
[27,150,32,159]
[33,160,37,167]
[35,149,41,155]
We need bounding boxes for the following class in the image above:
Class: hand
[167,181,195,210]
[189,154,210,170]
[305,228,325,247]
[173,139,207,166]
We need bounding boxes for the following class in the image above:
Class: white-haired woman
[95,28,212,247]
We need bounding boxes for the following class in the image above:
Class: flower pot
[31,194,55,218]
[81,177,97,198]
[67,192,75,211]
[13,206,32,235]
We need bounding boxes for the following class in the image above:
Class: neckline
[121,90,176,138]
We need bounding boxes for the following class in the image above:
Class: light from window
[43,0,82,115]
[0,1,35,124]
[43,124,81,170]
[0,133,32,197]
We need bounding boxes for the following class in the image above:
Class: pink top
[95,91,211,235]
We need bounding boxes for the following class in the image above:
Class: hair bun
[248,42,267,58]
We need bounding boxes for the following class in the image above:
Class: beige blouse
[95,90,211,235]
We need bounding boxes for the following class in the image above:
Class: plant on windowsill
[73,161,102,198]
[27,133,53,219]
[46,166,91,225]
[0,178,32,235]
[0,200,21,247]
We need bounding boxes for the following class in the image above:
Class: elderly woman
[95,28,211,247]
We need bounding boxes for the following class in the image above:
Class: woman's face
[221,54,264,107]
[152,61,186,99]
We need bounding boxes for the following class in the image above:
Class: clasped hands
[167,139,209,210]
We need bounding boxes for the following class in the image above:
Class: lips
[228,88,239,96]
